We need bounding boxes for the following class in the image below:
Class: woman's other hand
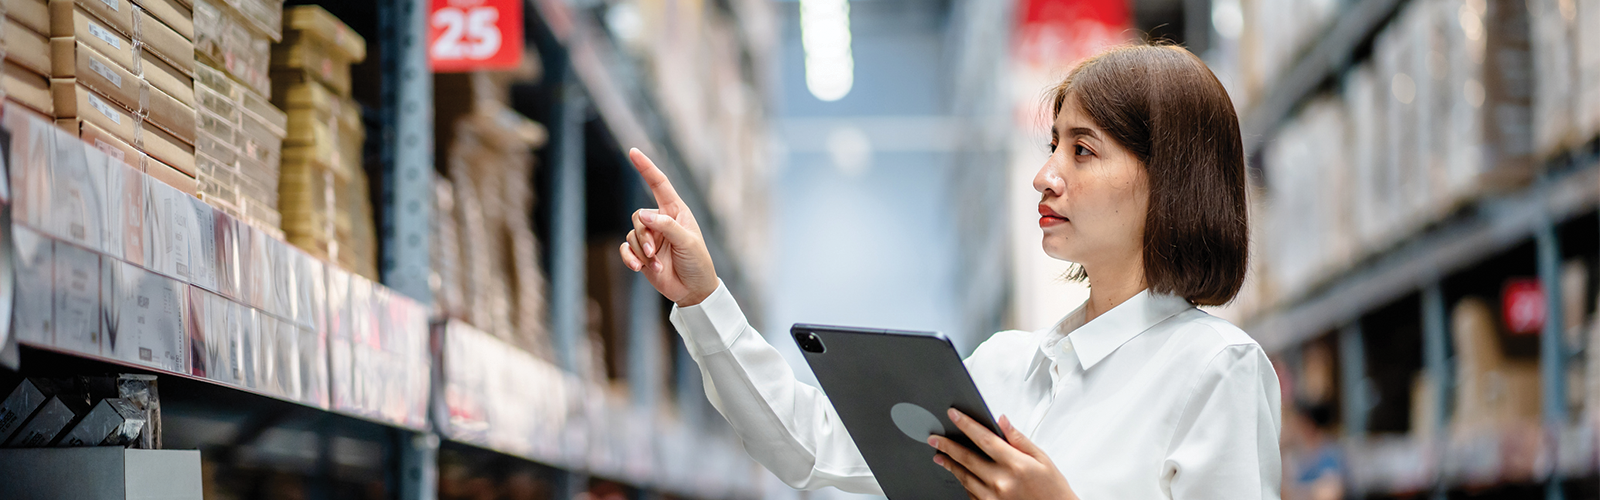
[618,149,719,307]
[929,409,1080,500]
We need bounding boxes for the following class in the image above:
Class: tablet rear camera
[796,332,826,353]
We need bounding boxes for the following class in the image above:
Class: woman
[619,44,1281,500]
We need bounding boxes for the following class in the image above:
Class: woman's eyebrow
[1068,127,1098,139]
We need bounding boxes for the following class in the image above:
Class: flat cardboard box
[55,397,144,446]
[0,447,202,499]
[283,5,362,61]
[51,7,139,74]
[5,18,52,77]
[140,49,193,108]
[48,2,193,77]
[54,96,197,175]
[104,260,187,372]
[49,0,136,42]
[63,117,196,178]
[131,0,193,41]
[53,240,102,355]
[11,227,54,346]
[6,0,50,36]
[146,154,196,195]
[51,40,196,143]
[3,63,53,117]
[275,79,358,131]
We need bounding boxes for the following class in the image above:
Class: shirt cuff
[668,279,749,358]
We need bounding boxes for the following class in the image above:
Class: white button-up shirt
[670,281,1282,499]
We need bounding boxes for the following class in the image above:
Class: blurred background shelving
[0,0,1598,499]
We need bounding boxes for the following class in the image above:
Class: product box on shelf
[6,0,49,36]
[44,122,108,253]
[187,286,239,384]
[5,18,52,77]
[147,155,197,195]
[8,107,56,230]
[102,159,144,264]
[104,260,187,373]
[3,63,54,116]
[282,5,362,61]
[324,266,351,410]
[55,397,144,447]
[131,0,195,41]
[0,379,68,443]
[3,396,80,447]
[54,86,197,175]
[48,0,194,77]
[12,227,53,346]
[192,0,272,96]
[50,40,197,143]
[52,240,101,356]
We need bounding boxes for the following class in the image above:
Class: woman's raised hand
[619,149,720,307]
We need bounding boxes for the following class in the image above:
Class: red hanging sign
[1501,278,1546,335]
[429,0,523,72]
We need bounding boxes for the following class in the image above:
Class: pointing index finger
[630,148,684,213]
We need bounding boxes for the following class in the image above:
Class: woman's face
[1033,94,1150,272]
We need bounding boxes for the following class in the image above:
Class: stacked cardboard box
[192,0,285,236]
[271,6,375,280]
[44,0,196,191]
[434,71,552,360]
[2,0,54,117]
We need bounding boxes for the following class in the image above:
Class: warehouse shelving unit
[0,0,766,498]
[1236,0,1600,498]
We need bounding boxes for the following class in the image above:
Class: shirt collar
[1032,290,1194,373]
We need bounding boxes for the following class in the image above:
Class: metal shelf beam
[1245,163,1600,353]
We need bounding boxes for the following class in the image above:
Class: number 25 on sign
[429,0,522,72]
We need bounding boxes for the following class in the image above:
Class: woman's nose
[1033,161,1062,196]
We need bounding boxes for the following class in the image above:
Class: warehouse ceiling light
[801,0,854,101]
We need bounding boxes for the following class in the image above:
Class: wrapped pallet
[272,5,376,279]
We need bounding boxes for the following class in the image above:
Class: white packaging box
[187,286,243,385]
[270,241,293,320]
[244,225,273,311]
[185,197,218,292]
[256,313,280,397]
[12,226,54,346]
[289,248,321,330]
[47,127,108,253]
[142,181,184,282]
[104,260,187,372]
[298,325,327,408]
[109,164,147,267]
[272,315,300,402]
[211,210,240,300]
[325,267,352,411]
[348,278,373,415]
[0,447,202,499]
[6,107,55,230]
[52,240,100,356]
[235,305,259,390]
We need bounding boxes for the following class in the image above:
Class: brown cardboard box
[4,18,52,77]
[50,40,195,143]
[54,89,196,175]
[6,0,50,36]
[49,3,193,77]
[147,155,196,195]
[75,117,140,166]
[282,5,363,61]
[140,50,193,108]
[49,0,134,41]
[270,42,351,96]
[2,63,52,116]
[131,0,193,41]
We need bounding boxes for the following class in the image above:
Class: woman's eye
[1074,145,1092,156]
[1048,143,1057,153]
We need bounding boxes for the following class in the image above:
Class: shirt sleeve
[1163,343,1283,500]
[669,280,882,495]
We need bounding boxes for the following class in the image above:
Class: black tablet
[790,323,1001,500]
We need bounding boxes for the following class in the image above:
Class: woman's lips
[1038,204,1068,228]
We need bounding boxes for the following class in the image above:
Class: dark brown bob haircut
[1048,44,1248,306]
